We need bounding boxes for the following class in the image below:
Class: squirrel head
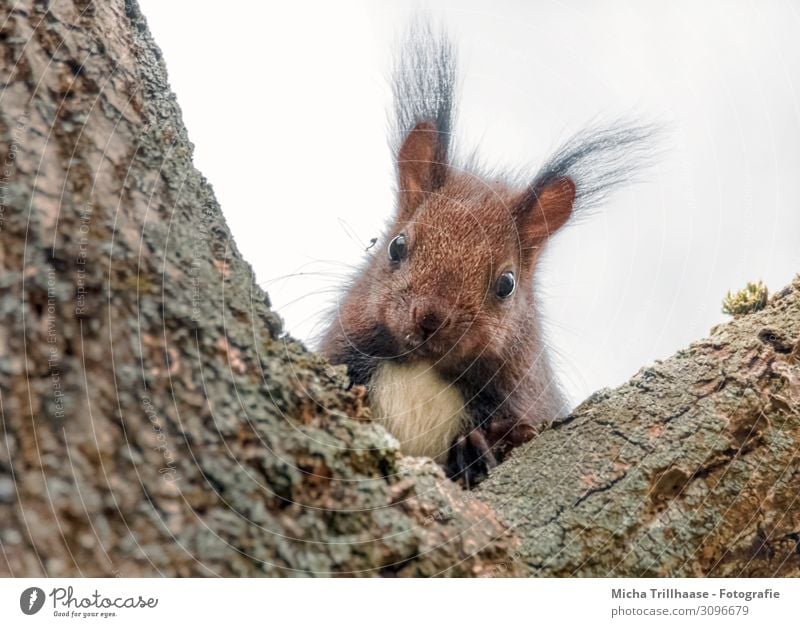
[357,121,577,370]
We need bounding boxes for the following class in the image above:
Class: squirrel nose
[412,299,451,337]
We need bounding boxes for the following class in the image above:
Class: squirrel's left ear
[514,176,576,250]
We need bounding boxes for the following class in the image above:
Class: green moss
[722,281,768,317]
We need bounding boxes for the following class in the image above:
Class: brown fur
[321,122,575,485]
[319,25,654,486]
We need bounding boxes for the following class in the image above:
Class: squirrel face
[353,121,577,372]
[373,177,538,370]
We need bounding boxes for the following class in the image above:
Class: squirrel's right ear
[396,121,448,221]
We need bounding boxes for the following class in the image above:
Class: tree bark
[477,277,800,577]
[0,0,521,577]
[0,0,798,578]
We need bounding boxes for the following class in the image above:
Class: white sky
[139,0,800,405]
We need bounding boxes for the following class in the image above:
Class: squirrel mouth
[401,333,458,361]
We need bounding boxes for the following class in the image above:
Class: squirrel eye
[495,271,516,299]
[388,233,407,263]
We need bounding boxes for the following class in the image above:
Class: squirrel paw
[444,429,497,489]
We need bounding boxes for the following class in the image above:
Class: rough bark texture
[478,276,800,577]
[0,0,798,579]
[0,0,521,577]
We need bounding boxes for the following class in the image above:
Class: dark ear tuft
[396,121,448,220]
[515,176,576,248]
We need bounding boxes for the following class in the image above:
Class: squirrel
[319,23,655,487]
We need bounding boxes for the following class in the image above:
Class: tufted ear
[513,176,576,254]
[396,121,448,221]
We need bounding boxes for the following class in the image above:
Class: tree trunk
[477,277,800,577]
[1,0,798,578]
[0,0,521,577]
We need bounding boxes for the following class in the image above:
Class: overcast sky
[139,0,800,405]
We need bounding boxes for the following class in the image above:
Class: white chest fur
[369,361,467,463]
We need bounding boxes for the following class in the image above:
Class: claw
[467,429,497,469]
[444,428,498,488]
